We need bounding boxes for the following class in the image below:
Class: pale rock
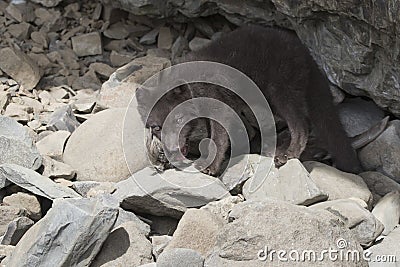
[0,217,34,245]
[3,192,41,221]
[372,191,400,236]
[304,161,373,207]
[63,108,148,182]
[189,37,211,51]
[0,163,80,199]
[242,157,327,205]
[365,226,400,267]
[47,105,80,132]
[311,199,384,246]
[113,167,230,218]
[158,248,204,267]
[104,21,130,40]
[151,235,172,259]
[36,130,70,160]
[0,206,26,236]
[71,32,102,57]
[4,195,119,267]
[42,156,76,180]
[0,47,41,91]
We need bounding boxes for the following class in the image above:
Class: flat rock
[0,116,41,171]
[359,171,400,206]
[0,163,80,199]
[0,217,34,246]
[3,192,41,221]
[4,195,119,267]
[109,50,135,67]
[139,28,159,45]
[63,108,149,182]
[311,199,384,246]
[151,235,172,259]
[36,130,70,160]
[0,47,41,91]
[91,221,153,267]
[372,191,400,236]
[104,21,130,40]
[365,226,400,267]
[98,55,170,108]
[158,248,204,267]
[71,32,102,57]
[47,105,80,132]
[205,200,367,266]
[359,120,400,183]
[42,156,76,180]
[304,161,373,207]
[242,157,328,205]
[113,167,230,218]
[8,22,32,40]
[5,3,35,23]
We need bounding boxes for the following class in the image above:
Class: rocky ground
[0,0,399,266]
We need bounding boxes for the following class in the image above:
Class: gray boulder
[372,191,400,236]
[359,171,400,206]
[365,226,400,267]
[158,248,205,267]
[4,195,119,267]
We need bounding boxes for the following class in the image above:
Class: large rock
[372,191,400,236]
[359,120,400,183]
[242,158,327,205]
[0,164,80,199]
[0,47,41,91]
[311,199,384,246]
[0,116,42,171]
[158,248,204,267]
[359,171,400,206]
[4,195,119,267]
[3,192,41,221]
[36,130,70,160]
[97,55,170,108]
[63,108,149,182]
[102,0,400,116]
[113,167,230,218]
[365,227,400,267]
[91,221,153,267]
[304,161,373,207]
[205,200,367,266]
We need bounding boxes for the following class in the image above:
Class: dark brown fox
[136,25,362,176]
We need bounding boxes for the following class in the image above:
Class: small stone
[30,31,48,48]
[194,18,215,38]
[158,248,204,267]
[7,22,32,40]
[49,86,70,100]
[4,103,29,122]
[171,35,188,60]
[304,161,373,207]
[151,235,172,260]
[139,28,159,45]
[0,163,81,199]
[104,21,130,40]
[47,105,80,132]
[5,4,35,23]
[189,37,211,51]
[0,91,11,113]
[109,50,135,67]
[30,0,63,7]
[0,217,34,245]
[89,63,115,79]
[42,156,76,180]
[36,130,70,160]
[87,182,116,198]
[71,32,102,57]
[372,191,400,236]
[3,192,41,221]
[0,47,42,91]
[157,27,173,50]
[72,181,102,197]
[0,206,26,236]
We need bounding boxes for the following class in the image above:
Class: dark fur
[136,25,362,175]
